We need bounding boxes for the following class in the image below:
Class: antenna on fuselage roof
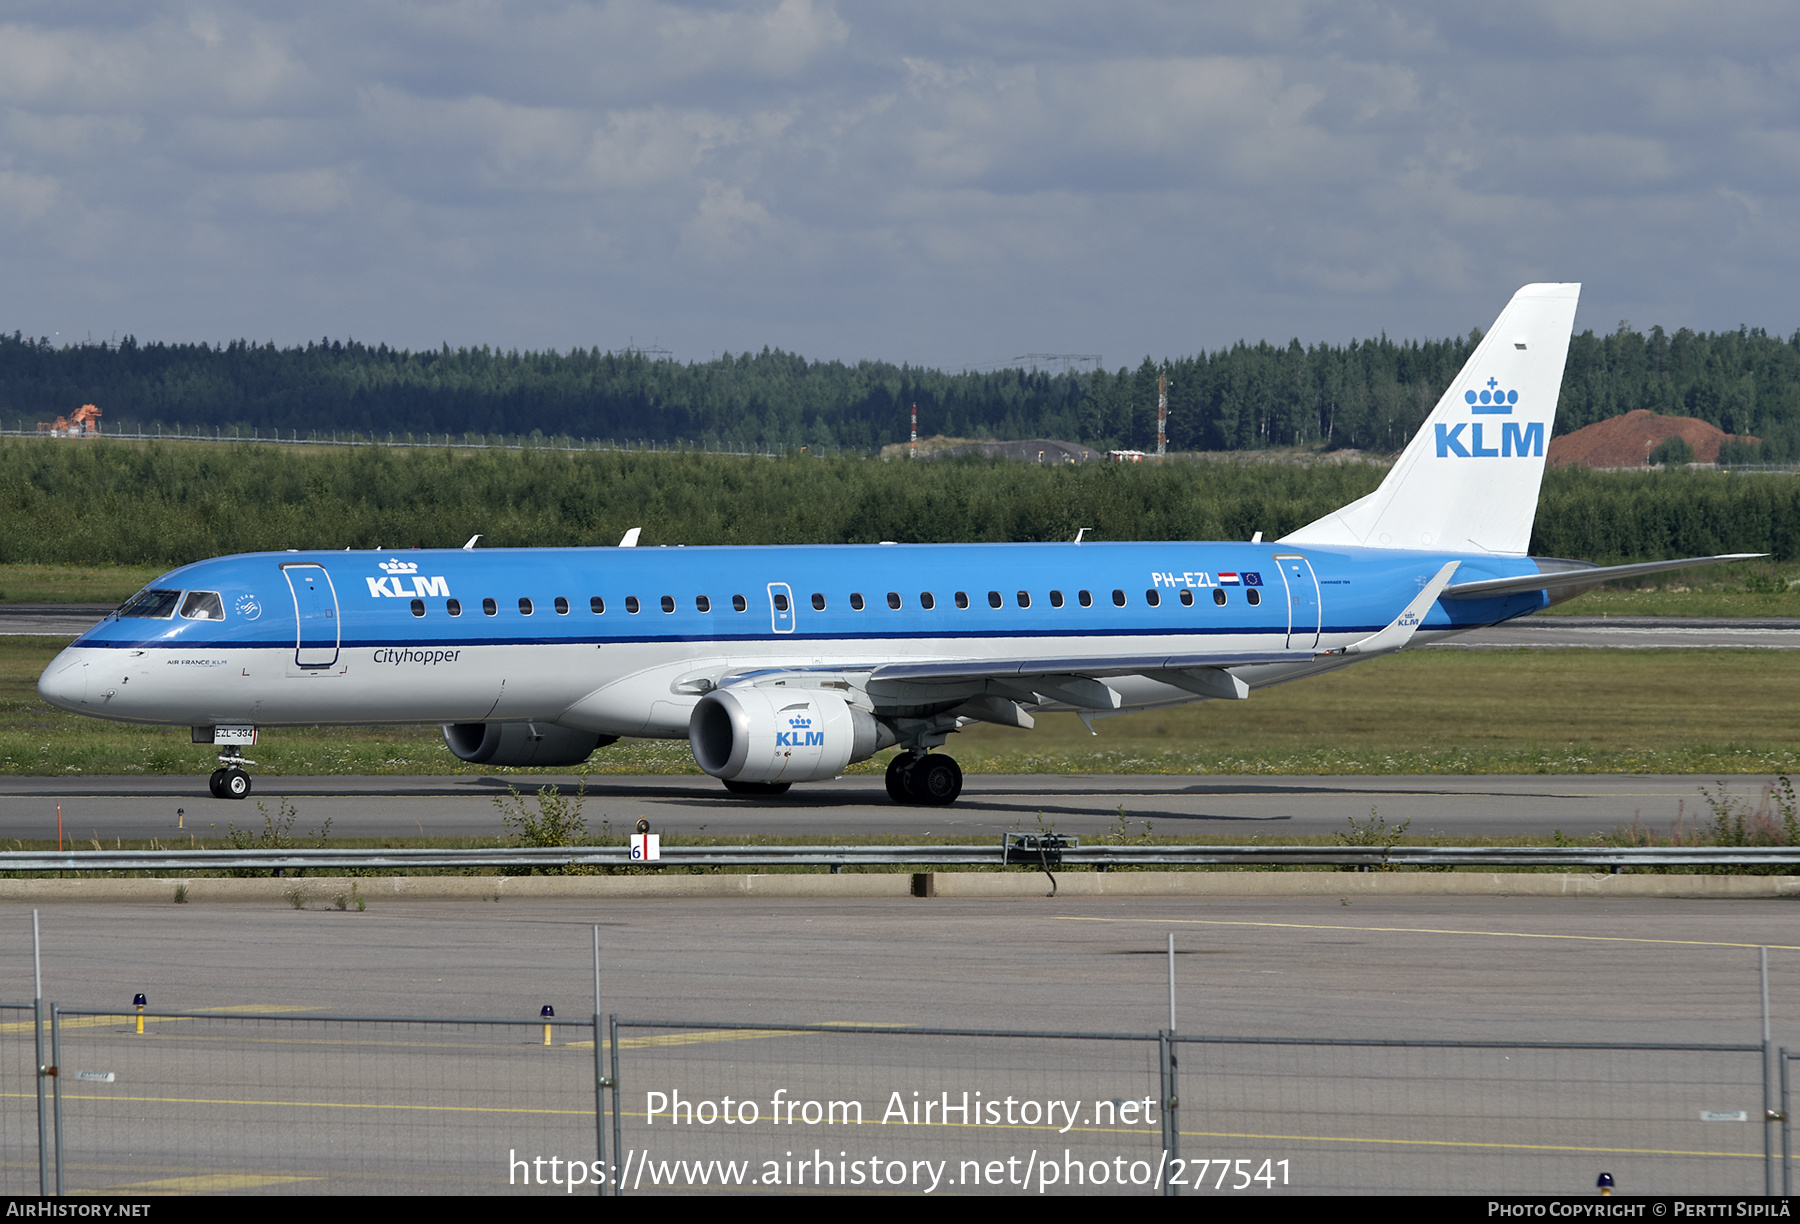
[463,535,481,550]
[1074,528,1090,544]
[618,527,642,548]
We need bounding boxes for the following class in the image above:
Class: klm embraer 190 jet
[37,284,1754,805]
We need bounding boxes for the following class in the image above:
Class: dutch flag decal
[1218,572,1241,585]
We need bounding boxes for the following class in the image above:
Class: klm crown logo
[1465,377,1517,415]
[1436,376,1542,459]
[788,715,813,729]
[378,558,421,575]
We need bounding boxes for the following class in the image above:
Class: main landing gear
[885,752,963,807]
[208,749,254,800]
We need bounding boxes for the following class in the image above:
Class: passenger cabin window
[887,592,901,610]
[1016,591,1030,608]
[732,594,747,612]
[482,598,498,616]
[1213,589,1227,606]
[661,595,675,613]
[954,592,969,609]
[119,589,181,619]
[1049,590,1064,608]
[1145,589,1160,607]
[1247,588,1261,606]
[1078,590,1093,607]
[1112,590,1127,606]
[773,593,790,612]
[811,593,826,611]
[987,591,1002,608]
[590,596,605,614]
[519,597,534,615]
[850,593,865,610]
[626,596,641,614]
[1179,589,1194,606]
[447,598,463,616]
[178,591,224,621]
[409,599,425,617]
[554,597,569,615]
[696,595,711,612]
[920,592,935,610]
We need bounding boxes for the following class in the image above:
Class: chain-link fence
[0,1006,1787,1195]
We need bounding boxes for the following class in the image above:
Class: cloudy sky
[3,1,1798,368]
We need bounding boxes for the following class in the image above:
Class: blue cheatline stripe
[76,623,1394,652]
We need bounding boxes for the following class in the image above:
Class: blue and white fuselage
[36,539,1553,732]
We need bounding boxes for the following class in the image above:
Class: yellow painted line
[0,1015,175,1035]
[0,1005,318,1036]
[97,1173,319,1194]
[1052,915,1800,952]
[12,1091,588,1117]
[566,1029,809,1051]
[1173,1126,1757,1160]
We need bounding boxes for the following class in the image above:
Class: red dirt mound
[1548,409,1758,467]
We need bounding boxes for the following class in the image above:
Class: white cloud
[0,1,1798,361]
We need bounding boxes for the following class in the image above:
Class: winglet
[618,527,641,548]
[1331,561,1461,658]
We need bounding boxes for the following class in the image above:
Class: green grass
[5,636,1798,778]
[0,564,164,604]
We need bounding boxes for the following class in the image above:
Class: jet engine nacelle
[688,687,893,784]
[441,721,616,767]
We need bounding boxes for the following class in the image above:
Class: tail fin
[1282,283,1580,555]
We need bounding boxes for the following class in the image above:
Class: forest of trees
[3,321,1799,459]
[2,441,1796,567]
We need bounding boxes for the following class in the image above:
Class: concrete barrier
[3,870,1797,903]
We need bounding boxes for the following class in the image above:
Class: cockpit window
[178,591,225,621]
[118,589,181,619]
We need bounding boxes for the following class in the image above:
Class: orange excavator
[37,404,101,436]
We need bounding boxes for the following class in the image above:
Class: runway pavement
[0,771,1762,842]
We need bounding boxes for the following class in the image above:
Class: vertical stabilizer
[1281,283,1580,555]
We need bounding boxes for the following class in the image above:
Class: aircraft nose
[38,654,88,712]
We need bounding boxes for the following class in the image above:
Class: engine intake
[689,688,892,783]
[441,721,616,767]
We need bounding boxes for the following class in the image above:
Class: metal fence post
[592,927,605,1197]
[1160,1030,1180,1196]
[33,997,47,1195]
[1781,1049,1791,1197]
[1764,947,1775,1196]
[50,1004,64,1196]
[610,1014,623,1197]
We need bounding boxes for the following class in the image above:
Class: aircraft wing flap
[868,650,1296,685]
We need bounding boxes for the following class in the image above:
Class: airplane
[35,283,1757,805]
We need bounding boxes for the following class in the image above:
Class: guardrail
[4,843,1800,873]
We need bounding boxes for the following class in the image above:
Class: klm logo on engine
[776,713,824,748]
[366,557,450,599]
[1435,378,1543,458]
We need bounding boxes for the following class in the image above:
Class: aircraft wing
[1441,553,1764,600]
[721,566,1460,724]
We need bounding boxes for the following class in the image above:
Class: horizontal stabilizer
[1442,554,1766,600]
